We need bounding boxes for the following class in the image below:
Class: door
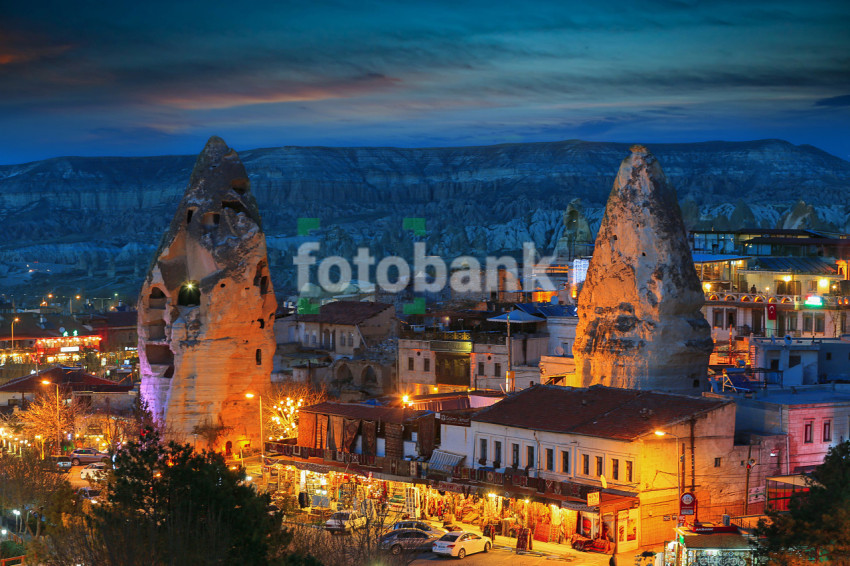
[752,309,763,335]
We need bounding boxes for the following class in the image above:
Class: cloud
[815,94,850,107]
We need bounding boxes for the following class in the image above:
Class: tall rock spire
[572,145,712,391]
[138,136,276,448]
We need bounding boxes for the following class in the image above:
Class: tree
[755,440,850,564]
[0,450,75,538]
[41,430,288,566]
[17,389,86,454]
[264,381,327,441]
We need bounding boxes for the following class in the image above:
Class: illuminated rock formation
[573,145,712,391]
[138,137,277,450]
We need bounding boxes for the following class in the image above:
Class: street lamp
[41,380,62,454]
[245,393,263,457]
[654,430,682,500]
[10,316,19,351]
[69,295,81,314]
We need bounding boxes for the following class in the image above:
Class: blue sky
[1,0,848,164]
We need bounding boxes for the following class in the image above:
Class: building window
[561,450,570,474]
[478,362,485,376]
[512,444,520,468]
[424,358,430,372]
[786,313,798,331]
[626,461,633,482]
[527,446,535,469]
[595,456,603,476]
[815,314,825,333]
[713,310,724,328]
[480,438,488,463]
[827,352,833,361]
[714,457,721,468]
[824,420,832,442]
[545,448,554,471]
[494,441,502,466]
[611,458,619,480]
[340,332,346,347]
[803,314,813,332]
[804,421,813,443]
[494,363,502,376]
[582,454,589,475]
[408,357,414,371]
[349,332,354,346]
[255,349,262,365]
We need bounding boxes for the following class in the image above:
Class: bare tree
[192,416,233,451]
[17,389,87,455]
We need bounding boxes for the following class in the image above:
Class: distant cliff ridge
[0,139,848,300]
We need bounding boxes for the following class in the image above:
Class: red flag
[767,304,777,321]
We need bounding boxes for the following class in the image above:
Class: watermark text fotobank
[293,241,558,296]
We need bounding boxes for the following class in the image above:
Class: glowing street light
[10,317,19,351]
[245,392,263,457]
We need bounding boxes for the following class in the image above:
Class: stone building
[137,137,277,451]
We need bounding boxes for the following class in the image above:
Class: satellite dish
[555,346,566,356]
[58,327,66,334]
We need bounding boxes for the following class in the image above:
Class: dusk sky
[1,0,849,164]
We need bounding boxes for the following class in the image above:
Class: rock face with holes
[138,136,277,449]
[572,145,712,391]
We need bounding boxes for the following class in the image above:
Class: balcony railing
[705,291,850,307]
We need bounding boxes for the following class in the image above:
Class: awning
[428,449,466,473]
[560,501,595,512]
[487,310,544,323]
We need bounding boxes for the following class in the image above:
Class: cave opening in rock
[178,281,201,306]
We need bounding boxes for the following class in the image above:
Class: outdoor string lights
[268,396,304,440]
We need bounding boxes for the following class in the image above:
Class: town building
[722,384,850,474]
[274,301,398,397]
[436,384,764,549]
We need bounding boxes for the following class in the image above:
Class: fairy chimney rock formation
[572,145,712,391]
[138,136,277,448]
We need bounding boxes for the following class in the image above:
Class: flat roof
[735,388,850,406]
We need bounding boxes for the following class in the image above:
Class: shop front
[664,526,754,566]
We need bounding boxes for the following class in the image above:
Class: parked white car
[432,531,491,559]
[80,462,108,481]
[324,510,367,533]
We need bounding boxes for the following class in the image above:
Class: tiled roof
[297,301,393,325]
[300,401,428,424]
[0,366,134,393]
[471,385,730,441]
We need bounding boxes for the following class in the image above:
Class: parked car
[380,528,440,555]
[76,487,103,504]
[80,462,108,481]
[391,520,446,538]
[49,455,73,473]
[324,510,367,533]
[69,448,110,466]
[432,531,491,559]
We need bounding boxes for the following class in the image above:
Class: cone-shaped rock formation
[572,145,712,391]
[138,137,277,448]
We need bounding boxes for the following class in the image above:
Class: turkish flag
[767,304,777,321]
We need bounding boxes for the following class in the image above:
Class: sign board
[60,346,80,352]
[692,525,739,534]
[680,492,697,516]
[748,486,765,503]
[439,413,471,427]
[587,491,600,506]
